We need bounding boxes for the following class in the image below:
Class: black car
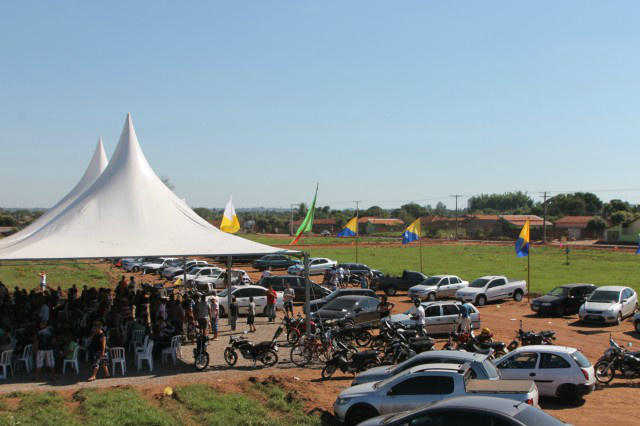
[252,255,300,271]
[339,263,384,280]
[258,275,330,302]
[309,288,379,312]
[311,295,380,325]
[530,283,597,317]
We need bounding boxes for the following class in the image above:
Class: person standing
[194,294,211,336]
[377,295,395,319]
[360,274,369,289]
[39,270,47,293]
[34,321,55,381]
[410,298,426,336]
[265,285,277,322]
[229,297,238,331]
[209,293,219,341]
[247,297,257,332]
[459,302,473,334]
[261,267,272,279]
[283,282,295,318]
[87,321,110,381]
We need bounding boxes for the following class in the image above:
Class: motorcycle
[284,315,317,345]
[193,334,210,371]
[507,320,556,351]
[441,328,496,358]
[224,326,283,367]
[595,335,640,384]
[321,340,380,379]
[332,321,373,348]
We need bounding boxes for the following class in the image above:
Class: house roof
[464,214,501,222]
[356,216,404,226]
[554,216,601,229]
[500,215,552,227]
[421,215,465,224]
[292,218,336,226]
[0,227,14,234]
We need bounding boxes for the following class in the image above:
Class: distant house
[604,217,640,243]
[357,217,404,234]
[292,218,337,234]
[499,215,551,228]
[0,226,15,237]
[555,216,604,240]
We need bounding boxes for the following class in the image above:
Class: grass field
[0,260,111,291]
[0,382,321,426]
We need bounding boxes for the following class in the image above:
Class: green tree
[468,191,533,213]
[362,205,388,218]
[604,199,632,216]
[587,216,608,238]
[193,208,214,222]
[400,203,427,219]
[295,203,308,220]
[609,210,633,225]
[547,194,588,216]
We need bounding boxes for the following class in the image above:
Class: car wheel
[427,292,436,301]
[555,306,564,318]
[386,286,397,297]
[219,306,226,318]
[513,290,523,302]
[132,266,140,272]
[476,295,487,306]
[635,320,640,334]
[346,406,378,426]
[616,312,622,325]
[557,384,582,406]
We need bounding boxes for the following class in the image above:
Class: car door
[436,277,453,297]
[496,351,539,382]
[423,305,443,333]
[234,288,251,314]
[440,304,461,332]
[534,351,573,396]
[361,298,379,323]
[250,287,268,313]
[449,277,466,295]
[567,287,585,313]
[381,375,450,414]
[487,278,506,301]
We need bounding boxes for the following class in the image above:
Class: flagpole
[355,201,360,263]
[527,245,531,302]
[419,236,423,273]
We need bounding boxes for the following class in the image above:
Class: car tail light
[581,369,589,381]
[526,399,533,405]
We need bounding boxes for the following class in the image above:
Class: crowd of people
[322,265,369,291]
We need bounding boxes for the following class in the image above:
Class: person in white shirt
[410,298,426,336]
[39,271,47,292]
[209,294,219,340]
[38,300,50,323]
[261,267,272,279]
[283,283,295,317]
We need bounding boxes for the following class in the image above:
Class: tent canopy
[0,114,290,260]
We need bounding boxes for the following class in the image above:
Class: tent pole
[182,256,187,289]
[226,256,234,330]
[303,252,311,337]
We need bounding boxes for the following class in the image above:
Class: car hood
[338,382,378,398]
[352,366,391,384]
[583,301,619,311]
[532,295,563,304]
[313,309,349,320]
[389,313,411,324]
[409,284,436,292]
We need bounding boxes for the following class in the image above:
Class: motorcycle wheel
[195,352,210,371]
[290,344,312,367]
[224,348,238,367]
[261,350,278,367]
[595,362,615,384]
[344,345,358,362]
[322,364,337,379]
[355,331,372,348]
[371,336,386,350]
[287,329,301,345]
[318,343,334,363]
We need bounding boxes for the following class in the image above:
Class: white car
[141,257,177,274]
[287,257,337,275]
[387,301,481,334]
[456,276,527,306]
[407,275,469,301]
[122,257,157,272]
[579,286,638,325]
[173,266,222,285]
[333,363,539,426]
[194,269,251,289]
[216,285,284,316]
[161,259,201,279]
[495,345,595,405]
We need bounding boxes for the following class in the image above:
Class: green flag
[291,185,318,245]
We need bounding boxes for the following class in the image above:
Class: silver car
[387,301,481,334]
[578,285,638,324]
[407,275,469,301]
[352,350,500,386]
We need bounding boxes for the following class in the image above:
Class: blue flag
[515,219,530,258]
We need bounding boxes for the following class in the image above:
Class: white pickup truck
[456,276,527,306]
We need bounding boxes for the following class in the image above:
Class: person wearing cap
[34,321,55,380]
[409,298,426,336]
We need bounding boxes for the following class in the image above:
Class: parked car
[388,301,481,334]
[311,295,380,325]
[258,275,331,302]
[579,286,638,325]
[320,230,332,236]
[408,275,469,301]
[141,257,178,274]
[173,266,222,285]
[161,259,203,279]
[370,270,428,296]
[456,276,527,306]
[530,284,597,317]
[309,288,379,312]
[287,257,337,275]
[358,396,570,426]
[217,285,284,317]
[251,254,300,271]
[339,263,383,280]
[123,257,158,272]
[634,312,640,333]
[333,363,539,426]
[495,345,595,405]
[352,350,500,386]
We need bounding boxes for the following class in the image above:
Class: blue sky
[1,1,640,210]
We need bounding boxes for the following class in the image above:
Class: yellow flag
[220,196,240,233]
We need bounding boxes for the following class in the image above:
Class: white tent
[0,114,286,260]
[0,138,108,249]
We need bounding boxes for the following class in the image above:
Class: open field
[0,260,111,291]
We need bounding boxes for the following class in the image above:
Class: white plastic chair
[15,344,33,373]
[0,350,14,379]
[78,337,91,362]
[161,336,181,365]
[134,335,149,364]
[130,329,144,353]
[110,347,126,376]
[136,341,154,372]
[63,346,79,374]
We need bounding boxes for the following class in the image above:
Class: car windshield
[324,299,356,311]
[325,291,340,301]
[421,277,440,286]
[514,405,567,426]
[588,290,620,303]
[571,350,591,368]
[469,278,489,288]
[548,287,569,297]
[217,289,228,297]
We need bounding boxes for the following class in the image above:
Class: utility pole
[290,203,296,236]
[354,201,361,262]
[451,195,462,240]
[541,192,548,243]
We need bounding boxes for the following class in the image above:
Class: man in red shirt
[265,285,277,322]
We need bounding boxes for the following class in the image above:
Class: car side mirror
[623,299,629,303]
[354,308,362,313]
[387,389,394,396]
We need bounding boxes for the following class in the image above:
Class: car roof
[414,350,489,362]
[333,295,378,302]
[408,395,524,417]
[336,288,374,293]
[420,300,462,307]
[264,274,301,279]
[512,345,577,354]
[594,286,628,291]
[559,283,597,288]
[408,363,465,374]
